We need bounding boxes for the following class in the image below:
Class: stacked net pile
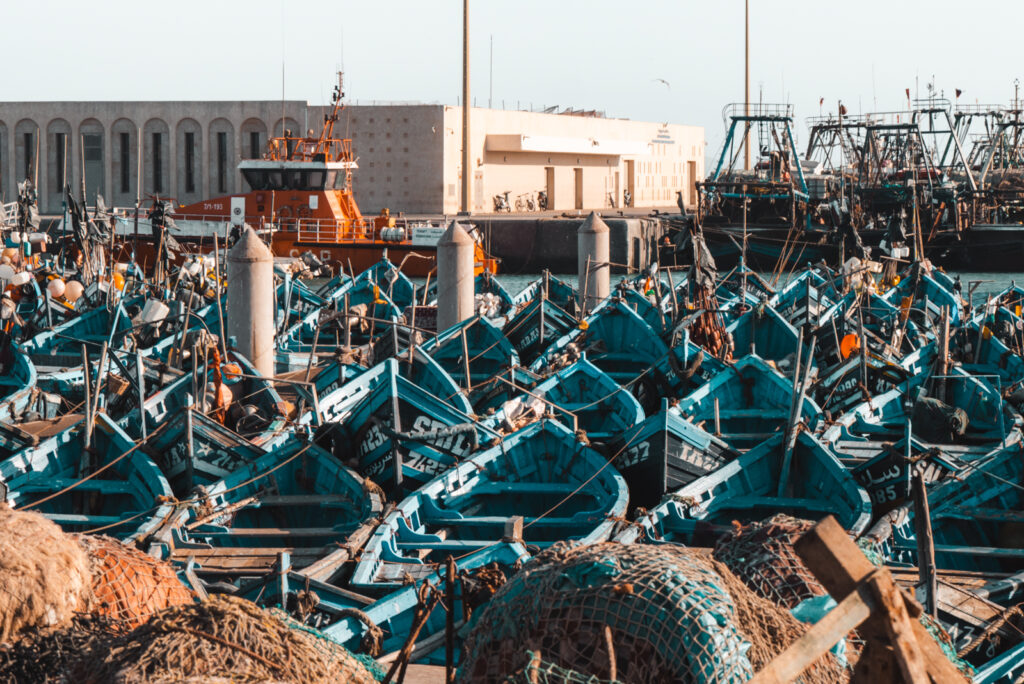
[457,542,754,683]
[708,557,851,683]
[0,615,115,683]
[501,650,621,684]
[269,606,387,681]
[87,594,378,683]
[712,515,827,609]
[75,535,194,631]
[0,504,92,642]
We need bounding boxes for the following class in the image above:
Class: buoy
[840,333,860,359]
[47,278,66,298]
[65,280,84,303]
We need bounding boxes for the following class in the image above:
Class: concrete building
[0,100,704,215]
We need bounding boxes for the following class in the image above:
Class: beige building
[344,105,704,214]
[0,100,703,216]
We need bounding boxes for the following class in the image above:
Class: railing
[293,217,371,243]
[721,102,794,124]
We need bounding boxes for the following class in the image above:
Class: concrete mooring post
[437,220,475,333]
[578,211,610,311]
[227,227,275,376]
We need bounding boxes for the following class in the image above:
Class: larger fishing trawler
[109,74,496,277]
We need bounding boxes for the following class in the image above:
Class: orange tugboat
[110,74,495,277]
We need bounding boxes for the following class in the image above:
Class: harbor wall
[479,216,664,274]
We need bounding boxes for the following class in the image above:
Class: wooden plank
[868,570,930,683]
[749,582,874,683]
[795,516,971,684]
[912,473,937,619]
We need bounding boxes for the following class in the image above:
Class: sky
[5,0,1024,156]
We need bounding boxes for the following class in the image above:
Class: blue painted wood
[350,419,627,592]
[0,413,175,543]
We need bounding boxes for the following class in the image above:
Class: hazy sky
[5,0,1023,155]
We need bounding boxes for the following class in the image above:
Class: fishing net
[88,594,378,683]
[712,515,828,609]
[0,504,92,642]
[708,557,852,683]
[269,606,387,682]
[501,650,622,683]
[0,614,115,683]
[457,542,754,683]
[75,535,194,631]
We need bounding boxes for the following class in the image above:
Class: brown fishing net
[75,535,194,631]
[0,615,115,683]
[0,504,92,642]
[458,542,754,683]
[87,594,378,683]
[712,514,828,609]
[709,557,853,683]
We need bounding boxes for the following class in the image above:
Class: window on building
[184,131,195,193]
[23,132,33,180]
[250,131,261,159]
[217,132,227,194]
[120,132,130,193]
[152,132,163,193]
[55,133,66,189]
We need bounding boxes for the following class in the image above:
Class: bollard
[227,227,275,376]
[437,220,475,332]
[578,211,610,311]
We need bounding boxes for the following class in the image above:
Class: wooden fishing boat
[724,303,806,367]
[810,341,935,417]
[609,398,738,509]
[487,357,644,447]
[121,350,289,446]
[22,294,143,368]
[667,430,872,534]
[161,435,383,578]
[502,293,576,367]
[881,266,964,328]
[880,443,1024,574]
[317,358,492,496]
[0,413,176,542]
[0,344,60,425]
[674,353,824,449]
[511,272,577,315]
[822,367,1020,458]
[420,315,520,410]
[240,541,530,664]
[349,419,628,592]
[767,268,837,330]
[420,269,514,326]
[530,299,682,414]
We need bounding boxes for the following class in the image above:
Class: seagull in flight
[653,78,670,89]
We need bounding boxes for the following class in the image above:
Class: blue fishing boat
[317,358,492,496]
[767,268,837,330]
[420,315,521,410]
[882,265,964,328]
[531,299,682,414]
[487,357,643,447]
[810,341,935,417]
[822,368,1019,458]
[22,294,143,367]
[674,353,823,448]
[724,303,806,367]
[350,419,628,592]
[357,256,419,311]
[121,350,289,446]
[511,272,577,315]
[421,269,514,321]
[879,442,1024,574]
[667,430,872,535]
[502,294,576,366]
[161,435,383,578]
[609,398,738,509]
[0,344,60,425]
[0,413,176,543]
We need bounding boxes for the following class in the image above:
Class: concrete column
[437,220,475,332]
[227,227,275,376]
[578,211,610,311]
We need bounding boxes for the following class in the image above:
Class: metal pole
[460,0,471,214]
[137,350,147,440]
[744,0,751,171]
[445,555,457,683]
